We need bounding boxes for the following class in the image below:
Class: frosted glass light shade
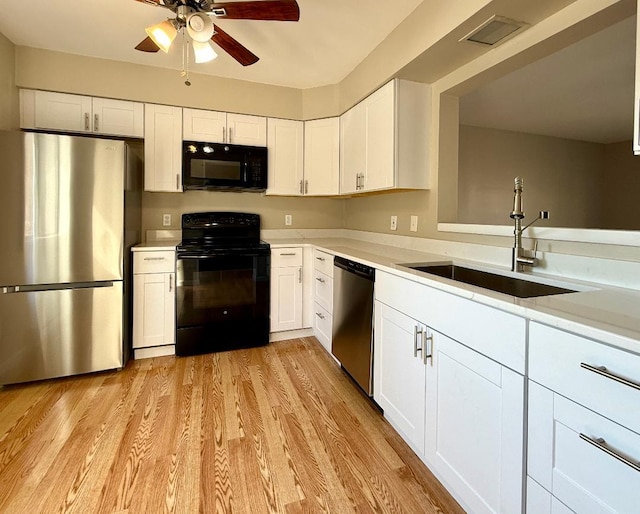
[145,20,177,53]
[192,40,218,63]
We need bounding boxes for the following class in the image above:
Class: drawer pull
[316,257,325,261]
[279,252,297,256]
[315,312,325,320]
[580,362,640,391]
[315,277,325,283]
[423,331,433,366]
[579,433,640,472]
[143,257,166,261]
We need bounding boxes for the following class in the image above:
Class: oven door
[176,250,270,356]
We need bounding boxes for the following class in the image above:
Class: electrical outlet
[410,215,418,232]
[162,213,171,227]
[390,215,398,231]
[285,214,292,226]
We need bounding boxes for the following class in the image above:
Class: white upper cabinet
[340,79,431,194]
[266,118,304,195]
[267,117,340,196]
[21,90,144,138]
[183,108,266,146]
[144,104,183,192]
[183,108,226,142]
[304,117,340,195]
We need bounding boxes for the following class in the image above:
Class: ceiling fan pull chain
[181,28,192,86]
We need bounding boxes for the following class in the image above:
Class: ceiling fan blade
[211,25,259,66]
[135,36,160,53]
[209,0,300,21]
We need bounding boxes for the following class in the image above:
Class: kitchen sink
[400,263,577,298]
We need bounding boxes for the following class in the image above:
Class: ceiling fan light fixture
[187,12,214,42]
[145,19,178,53]
[192,40,218,63]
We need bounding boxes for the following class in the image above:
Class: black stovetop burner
[177,212,269,253]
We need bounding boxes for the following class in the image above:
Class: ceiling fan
[134,0,300,67]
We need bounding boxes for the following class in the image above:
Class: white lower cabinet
[312,249,334,354]
[528,322,640,514]
[425,330,525,514]
[374,270,526,513]
[374,302,427,455]
[270,248,303,333]
[132,249,176,357]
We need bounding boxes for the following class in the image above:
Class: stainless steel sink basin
[401,263,576,298]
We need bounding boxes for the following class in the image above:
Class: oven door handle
[177,252,268,259]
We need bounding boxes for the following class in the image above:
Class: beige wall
[602,140,640,230]
[457,125,605,228]
[0,32,18,130]
[142,191,344,232]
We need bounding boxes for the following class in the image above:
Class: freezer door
[0,282,123,385]
[0,132,125,286]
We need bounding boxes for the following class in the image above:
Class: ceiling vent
[460,15,528,47]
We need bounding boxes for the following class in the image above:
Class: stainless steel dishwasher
[332,256,375,396]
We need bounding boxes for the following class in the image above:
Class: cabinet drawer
[313,302,332,353]
[271,247,303,267]
[314,269,333,313]
[313,249,333,277]
[530,322,640,434]
[133,251,175,274]
[528,381,640,514]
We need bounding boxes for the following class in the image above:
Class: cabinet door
[304,117,340,195]
[33,91,92,133]
[266,118,304,195]
[133,272,175,348]
[425,330,525,514]
[270,266,303,332]
[528,381,640,514]
[313,303,332,353]
[144,104,183,192]
[92,98,144,137]
[364,81,395,191]
[373,302,427,455]
[183,108,226,142]
[227,113,267,146]
[340,102,366,194]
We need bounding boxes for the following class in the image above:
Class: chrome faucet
[510,177,549,272]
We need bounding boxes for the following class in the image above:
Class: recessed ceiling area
[459,15,636,144]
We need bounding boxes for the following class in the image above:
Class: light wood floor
[0,337,464,514]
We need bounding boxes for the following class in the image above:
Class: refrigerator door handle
[2,281,115,293]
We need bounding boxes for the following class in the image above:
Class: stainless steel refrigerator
[0,131,141,385]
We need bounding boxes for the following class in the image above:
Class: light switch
[410,216,418,232]
[390,215,398,231]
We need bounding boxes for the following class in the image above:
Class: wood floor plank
[0,337,464,514]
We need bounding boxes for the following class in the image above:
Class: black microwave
[182,141,268,191]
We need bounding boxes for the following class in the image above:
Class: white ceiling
[459,15,636,144]
[0,0,424,89]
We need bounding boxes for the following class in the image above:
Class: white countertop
[268,237,640,356]
[132,240,179,251]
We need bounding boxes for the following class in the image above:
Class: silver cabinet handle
[315,312,325,320]
[84,113,90,131]
[298,267,302,283]
[299,180,304,195]
[316,256,325,262]
[223,126,226,143]
[229,127,233,142]
[279,252,297,256]
[413,325,421,357]
[423,331,433,365]
[143,257,165,261]
[315,277,325,283]
[579,433,640,472]
[94,113,99,132]
[304,180,308,194]
[176,174,180,191]
[356,173,360,190]
[580,363,640,391]
[169,274,173,292]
